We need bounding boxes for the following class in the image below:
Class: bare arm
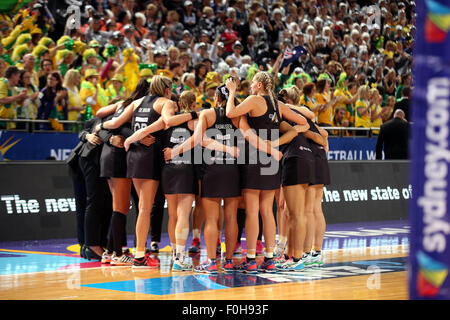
[225,78,258,118]
[160,100,197,127]
[285,104,315,121]
[270,121,301,148]
[166,111,209,159]
[238,115,283,161]
[303,130,326,146]
[96,101,122,118]
[279,103,308,125]
[124,117,166,151]
[95,97,143,132]
[164,111,237,160]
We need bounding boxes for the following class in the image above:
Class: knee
[304,206,315,218]
[260,209,274,221]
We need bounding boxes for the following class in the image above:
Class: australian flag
[280,46,307,68]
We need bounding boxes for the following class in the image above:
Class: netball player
[225,72,309,273]
[94,80,151,265]
[303,118,330,267]
[276,86,325,271]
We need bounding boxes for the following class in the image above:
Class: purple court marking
[0,220,409,254]
[0,253,26,258]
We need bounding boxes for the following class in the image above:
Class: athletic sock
[176,244,185,260]
[246,252,256,261]
[135,251,146,259]
[293,257,301,262]
[312,250,321,256]
[192,229,201,240]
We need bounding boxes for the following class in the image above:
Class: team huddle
[78,70,329,274]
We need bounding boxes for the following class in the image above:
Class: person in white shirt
[155,26,175,51]
[230,41,243,66]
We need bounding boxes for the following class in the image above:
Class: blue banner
[0,131,79,161]
[327,137,379,160]
[0,131,381,161]
[409,0,450,300]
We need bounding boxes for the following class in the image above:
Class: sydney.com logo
[425,0,450,42]
[416,251,448,297]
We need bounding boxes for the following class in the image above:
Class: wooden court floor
[0,242,409,300]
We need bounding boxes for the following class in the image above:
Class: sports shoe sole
[236,268,258,274]
[194,268,218,274]
[172,267,192,272]
[260,267,277,273]
[111,262,133,266]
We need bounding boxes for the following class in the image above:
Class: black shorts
[241,162,281,191]
[201,164,241,198]
[311,149,330,186]
[100,144,127,178]
[194,163,204,181]
[126,143,162,180]
[281,156,315,187]
[161,163,198,195]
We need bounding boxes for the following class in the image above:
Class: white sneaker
[303,252,313,268]
[273,245,284,258]
[289,258,305,271]
[172,257,192,272]
[277,258,294,270]
[101,251,112,264]
[111,253,134,266]
[310,251,323,266]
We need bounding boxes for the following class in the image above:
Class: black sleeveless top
[162,112,194,165]
[247,95,281,141]
[245,95,281,163]
[110,103,132,138]
[203,107,240,165]
[281,108,314,159]
[131,95,161,136]
[305,117,326,154]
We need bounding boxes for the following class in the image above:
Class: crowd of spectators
[0,0,415,135]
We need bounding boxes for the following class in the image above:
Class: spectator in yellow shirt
[355,85,372,136]
[196,82,219,110]
[299,82,318,120]
[0,66,28,129]
[79,69,109,116]
[382,95,396,123]
[63,69,82,121]
[370,88,383,135]
[315,77,339,127]
[333,73,359,128]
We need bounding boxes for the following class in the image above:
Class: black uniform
[241,95,281,190]
[76,117,113,249]
[161,115,198,195]
[281,108,315,186]
[201,107,241,198]
[127,95,164,180]
[100,105,133,178]
[306,118,331,186]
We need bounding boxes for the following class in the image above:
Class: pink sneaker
[256,240,264,256]
[233,242,242,255]
[188,238,201,254]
